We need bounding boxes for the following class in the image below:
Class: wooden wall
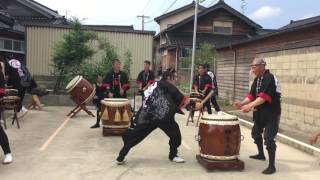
[216,25,320,102]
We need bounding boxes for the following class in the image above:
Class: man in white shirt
[205,64,221,114]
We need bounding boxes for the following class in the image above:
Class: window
[161,50,168,56]
[4,39,12,49]
[179,48,192,69]
[213,21,232,35]
[13,41,24,51]
[0,38,25,53]
[160,36,167,45]
[0,39,4,49]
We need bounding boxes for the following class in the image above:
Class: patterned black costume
[117,77,188,162]
[0,69,11,155]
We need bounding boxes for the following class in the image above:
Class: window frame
[213,20,233,35]
[0,37,25,54]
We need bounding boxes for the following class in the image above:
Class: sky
[35,0,320,31]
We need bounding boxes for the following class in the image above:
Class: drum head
[102,98,130,107]
[201,113,238,121]
[189,91,204,99]
[66,75,82,91]
[104,98,129,102]
[189,98,201,102]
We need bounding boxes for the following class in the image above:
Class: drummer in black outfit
[0,67,13,164]
[116,71,193,165]
[5,58,30,117]
[192,64,213,114]
[102,59,130,98]
[90,75,105,128]
[234,58,281,175]
[136,60,155,99]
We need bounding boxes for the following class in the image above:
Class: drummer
[205,64,221,114]
[234,58,281,174]
[90,75,105,128]
[0,67,13,164]
[136,60,155,98]
[5,56,30,118]
[116,71,199,165]
[103,59,130,98]
[192,64,213,114]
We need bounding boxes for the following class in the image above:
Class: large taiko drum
[100,98,132,136]
[65,75,95,104]
[188,91,204,108]
[189,91,204,100]
[196,113,242,161]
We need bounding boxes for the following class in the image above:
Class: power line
[140,0,152,14]
[163,0,178,14]
[146,0,174,19]
[143,0,178,24]
[207,0,218,7]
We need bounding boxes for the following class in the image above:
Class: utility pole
[189,0,199,92]
[137,15,150,31]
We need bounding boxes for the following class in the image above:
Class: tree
[80,39,120,83]
[195,42,217,70]
[78,39,133,83]
[182,43,217,70]
[51,19,97,92]
[122,50,132,77]
[177,43,216,89]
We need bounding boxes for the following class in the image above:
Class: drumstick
[228,109,257,113]
[119,74,121,90]
[200,90,214,104]
[227,109,244,113]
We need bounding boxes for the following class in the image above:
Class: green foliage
[51,18,133,91]
[180,43,216,70]
[73,39,120,83]
[179,43,216,87]
[51,18,97,92]
[195,42,216,69]
[122,50,132,76]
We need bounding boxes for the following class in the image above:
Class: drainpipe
[175,47,178,81]
[232,46,237,102]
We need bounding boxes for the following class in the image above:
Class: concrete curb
[234,115,320,158]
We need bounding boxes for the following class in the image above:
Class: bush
[51,19,97,92]
[122,50,132,76]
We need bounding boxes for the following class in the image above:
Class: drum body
[2,89,20,110]
[190,91,204,100]
[101,98,131,136]
[66,76,95,104]
[197,113,241,161]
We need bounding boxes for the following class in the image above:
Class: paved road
[0,106,319,180]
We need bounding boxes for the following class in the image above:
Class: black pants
[0,125,11,154]
[95,103,101,125]
[211,96,220,112]
[14,86,26,112]
[251,114,280,152]
[204,99,212,114]
[118,121,182,160]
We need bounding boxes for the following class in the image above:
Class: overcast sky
[36,0,320,31]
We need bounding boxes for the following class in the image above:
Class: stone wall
[257,46,320,133]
